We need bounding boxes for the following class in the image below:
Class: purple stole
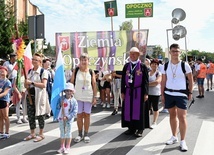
[124,61,143,121]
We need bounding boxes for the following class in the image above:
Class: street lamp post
[167,8,188,62]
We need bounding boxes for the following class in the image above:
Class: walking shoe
[180,140,188,151]
[150,122,157,129]
[206,89,209,91]
[0,133,10,140]
[196,95,202,98]
[201,95,204,98]
[74,136,83,143]
[22,118,29,123]
[135,130,143,137]
[166,136,178,145]
[17,119,23,124]
[111,109,118,115]
[102,103,106,108]
[64,148,70,154]
[106,104,111,108]
[57,147,65,153]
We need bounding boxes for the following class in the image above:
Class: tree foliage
[119,20,133,31]
[0,0,16,59]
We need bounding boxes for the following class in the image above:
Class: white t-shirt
[161,61,192,96]
[149,71,161,96]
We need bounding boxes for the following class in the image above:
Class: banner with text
[55,30,149,71]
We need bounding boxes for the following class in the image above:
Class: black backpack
[164,61,189,95]
[73,67,93,86]
[28,68,53,97]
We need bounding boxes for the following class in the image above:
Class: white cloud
[30,0,214,52]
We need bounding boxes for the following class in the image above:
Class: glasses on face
[171,50,180,53]
[32,58,40,62]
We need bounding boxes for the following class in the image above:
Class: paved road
[1,86,214,155]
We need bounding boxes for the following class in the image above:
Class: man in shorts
[161,43,193,152]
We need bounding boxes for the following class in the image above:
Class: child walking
[57,83,78,154]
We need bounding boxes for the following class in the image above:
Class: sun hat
[64,82,75,92]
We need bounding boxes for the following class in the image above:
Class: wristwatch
[31,82,35,86]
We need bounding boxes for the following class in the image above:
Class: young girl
[0,66,12,140]
[57,82,78,154]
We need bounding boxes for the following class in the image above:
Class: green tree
[119,20,133,31]
[152,45,164,59]
[0,0,16,59]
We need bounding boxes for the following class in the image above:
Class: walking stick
[61,94,66,134]
[23,66,33,105]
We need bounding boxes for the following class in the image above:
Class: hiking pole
[61,95,66,135]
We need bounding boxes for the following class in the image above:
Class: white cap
[129,47,140,53]
[64,82,75,92]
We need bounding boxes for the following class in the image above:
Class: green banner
[125,2,153,18]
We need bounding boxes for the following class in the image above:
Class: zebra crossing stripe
[0,111,113,155]
[192,121,214,155]
[127,117,171,155]
[70,120,125,155]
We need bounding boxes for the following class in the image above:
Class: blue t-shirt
[0,79,12,102]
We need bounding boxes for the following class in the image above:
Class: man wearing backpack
[161,43,193,152]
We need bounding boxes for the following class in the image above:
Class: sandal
[33,135,45,142]
[84,136,90,143]
[23,134,36,141]
[74,136,83,143]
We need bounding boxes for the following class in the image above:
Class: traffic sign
[125,2,153,18]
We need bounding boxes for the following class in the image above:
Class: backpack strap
[74,67,93,86]
[40,68,44,81]
[164,62,169,71]
[181,61,186,74]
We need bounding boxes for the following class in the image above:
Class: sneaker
[64,148,70,154]
[22,119,29,123]
[0,133,10,140]
[16,119,23,124]
[160,109,169,113]
[74,136,83,143]
[166,136,178,145]
[111,109,118,115]
[57,147,65,153]
[106,104,111,108]
[201,95,204,98]
[150,122,157,129]
[196,95,202,98]
[102,103,106,108]
[206,89,209,91]
[180,140,188,151]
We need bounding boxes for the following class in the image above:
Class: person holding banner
[71,53,97,143]
[121,47,150,137]
[57,82,78,154]
[24,53,51,142]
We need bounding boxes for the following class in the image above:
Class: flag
[51,46,66,120]
[13,42,32,72]
[23,42,33,74]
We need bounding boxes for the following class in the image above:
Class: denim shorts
[197,78,204,85]
[164,93,188,110]
[206,74,213,80]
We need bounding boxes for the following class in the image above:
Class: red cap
[0,66,8,72]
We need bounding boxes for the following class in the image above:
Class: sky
[30,0,214,53]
